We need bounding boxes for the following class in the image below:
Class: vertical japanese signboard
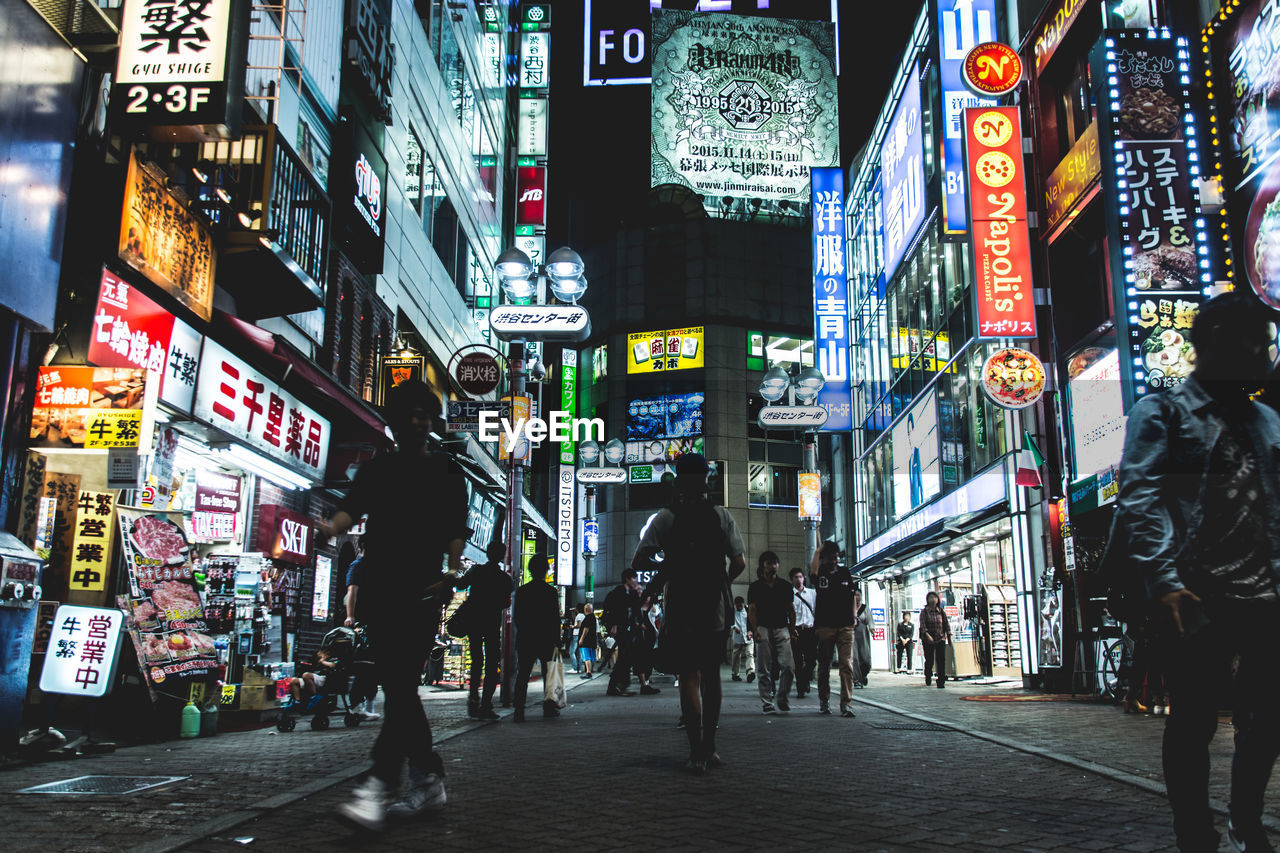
[560,349,577,465]
[964,106,1036,339]
[517,166,547,226]
[39,605,124,698]
[521,31,550,88]
[112,0,247,136]
[518,95,549,157]
[811,167,851,431]
[119,150,216,322]
[556,465,575,586]
[938,0,998,234]
[68,492,117,594]
[1093,31,1208,403]
[193,339,331,479]
[649,10,840,213]
[879,71,925,282]
[88,268,201,413]
[1206,1,1280,311]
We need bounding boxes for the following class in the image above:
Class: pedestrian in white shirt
[790,567,818,699]
[730,596,755,682]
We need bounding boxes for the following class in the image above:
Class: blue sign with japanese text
[879,71,925,283]
[811,167,851,432]
[938,0,998,234]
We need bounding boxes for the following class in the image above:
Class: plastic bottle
[200,702,218,737]
[180,701,201,738]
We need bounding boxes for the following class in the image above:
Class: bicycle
[1099,633,1134,701]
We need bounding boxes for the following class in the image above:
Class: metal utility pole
[500,339,525,706]
[582,485,596,605]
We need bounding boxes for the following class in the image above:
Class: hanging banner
[811,166,852,431]
[798,472,821,520]
[556,464,575,586]
[939,0,998,233]
[119,150,216,322]
[68,491,117,594]
[117,507,218,689]
[965,106,1036,339]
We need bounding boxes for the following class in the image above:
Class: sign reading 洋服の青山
[1091,31,1207,403]
[649,11,839,214]
[111,0,247,136]
[811,167,851,431]
[879,68,925,283]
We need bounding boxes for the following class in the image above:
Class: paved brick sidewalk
[181,673,1193,853]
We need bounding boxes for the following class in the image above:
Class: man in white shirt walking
[790,567,818,699]
[730,596,755,682]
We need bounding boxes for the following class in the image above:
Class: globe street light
[759,366,791,403]
[602,438,625,466]
[578,435,626,605]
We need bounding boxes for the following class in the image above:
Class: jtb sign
[811,167,852,431]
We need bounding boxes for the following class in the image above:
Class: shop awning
[213,311,392,449]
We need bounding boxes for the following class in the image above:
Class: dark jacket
[602,584,641,637]
[460,561,513,628]
[514,579,560,658]
[1116,376,1280,600]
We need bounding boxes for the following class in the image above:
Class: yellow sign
[798,472,821,521]
[69,491,116,592]
[221,684,238,705]
[627,327,704,373]
[497,395,532,464]
[86,410,143,449]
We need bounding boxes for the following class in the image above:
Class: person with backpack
[632,454,746,772]
[1114,292,1280,853]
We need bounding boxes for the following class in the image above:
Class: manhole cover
[869,722,953,732]
[16,775,188,795]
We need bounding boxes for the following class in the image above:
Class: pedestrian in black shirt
[748,551,796,714]
[604,570,643,696]
[1115,292,1280,852]
[459,542,513,721]
[919,591,951,689]
[513,554,562,722]
[321,380,468,831]
[811,541,857,717]
[895,612,916,673]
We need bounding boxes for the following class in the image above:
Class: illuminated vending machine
[0,533,44,756]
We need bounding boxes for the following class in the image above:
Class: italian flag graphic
[1016,431,1044,489]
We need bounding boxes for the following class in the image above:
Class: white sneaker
[387,771,447,818]
[337,776,389,831]
[358,710,382,721]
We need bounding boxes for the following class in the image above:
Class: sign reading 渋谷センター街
[1092,31,1206,402]
[964,106,1036,339]
[193,339,331,479]
[119,150,216,322]
[111,0,246,136]
[116,506,217,693]
[32,366,149,450]
[649,11,839,214]
[88,267,202,413]
[811,167,851,431]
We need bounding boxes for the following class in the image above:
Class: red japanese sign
[516,166,546,226]
[965,107,1036,339]
[88,268,202,412]
[962,42,1023,97]
[256,505,313,564]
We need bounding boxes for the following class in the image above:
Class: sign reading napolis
[650,11,839,209]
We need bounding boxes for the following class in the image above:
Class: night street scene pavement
[3,0,1280,850]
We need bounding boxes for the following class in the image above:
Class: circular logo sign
[962,42,1023,97]
[974,151,1017,187]
[150,666,167,684]
[981,348,1046,410]
[455,351,502,396]
[971,110,1014,148]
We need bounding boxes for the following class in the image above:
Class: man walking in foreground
[811,541,857,717]
[748,551,795,713]
[320,380,468,831]
[1116,292,1280,853]
[513,553,563,722]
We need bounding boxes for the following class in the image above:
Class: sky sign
[650,10,839,209]
[811,166,851,431]
[879,70,925,283]
[938,0,998,233]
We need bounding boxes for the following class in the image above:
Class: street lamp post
[758,365,827,568]
[577,438,624,606]
[492,245,587,704]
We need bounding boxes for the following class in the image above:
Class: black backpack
[657,500,730,634]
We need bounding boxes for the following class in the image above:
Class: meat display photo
[117,506,217,689]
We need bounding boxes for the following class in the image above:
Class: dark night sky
[544,0,922,248]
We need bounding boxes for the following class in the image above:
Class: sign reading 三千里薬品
[649,10,839,213]
[39,605,125,698]
[192,339,331,478]
[88,267,202,413]
[119,150,216,322]
[938,0,998,234]
[880,70,926,282]
[1091,31,1207,402]
[811,167,852,432]
[965,106,1036,339]
[626,327,703,373]
[111,0,246,136]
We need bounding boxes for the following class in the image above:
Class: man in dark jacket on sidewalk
[460,542,513,721]
[603,570,643,696]
[1116,292,1280,853]
[513,554,562,722]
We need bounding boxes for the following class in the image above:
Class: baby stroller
[277,625,376,732]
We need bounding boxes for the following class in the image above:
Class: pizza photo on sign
[127,514,190,566]
[982,348,1046,409]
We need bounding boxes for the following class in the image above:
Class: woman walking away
[577,604,598,678]
[632,454,747,773]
